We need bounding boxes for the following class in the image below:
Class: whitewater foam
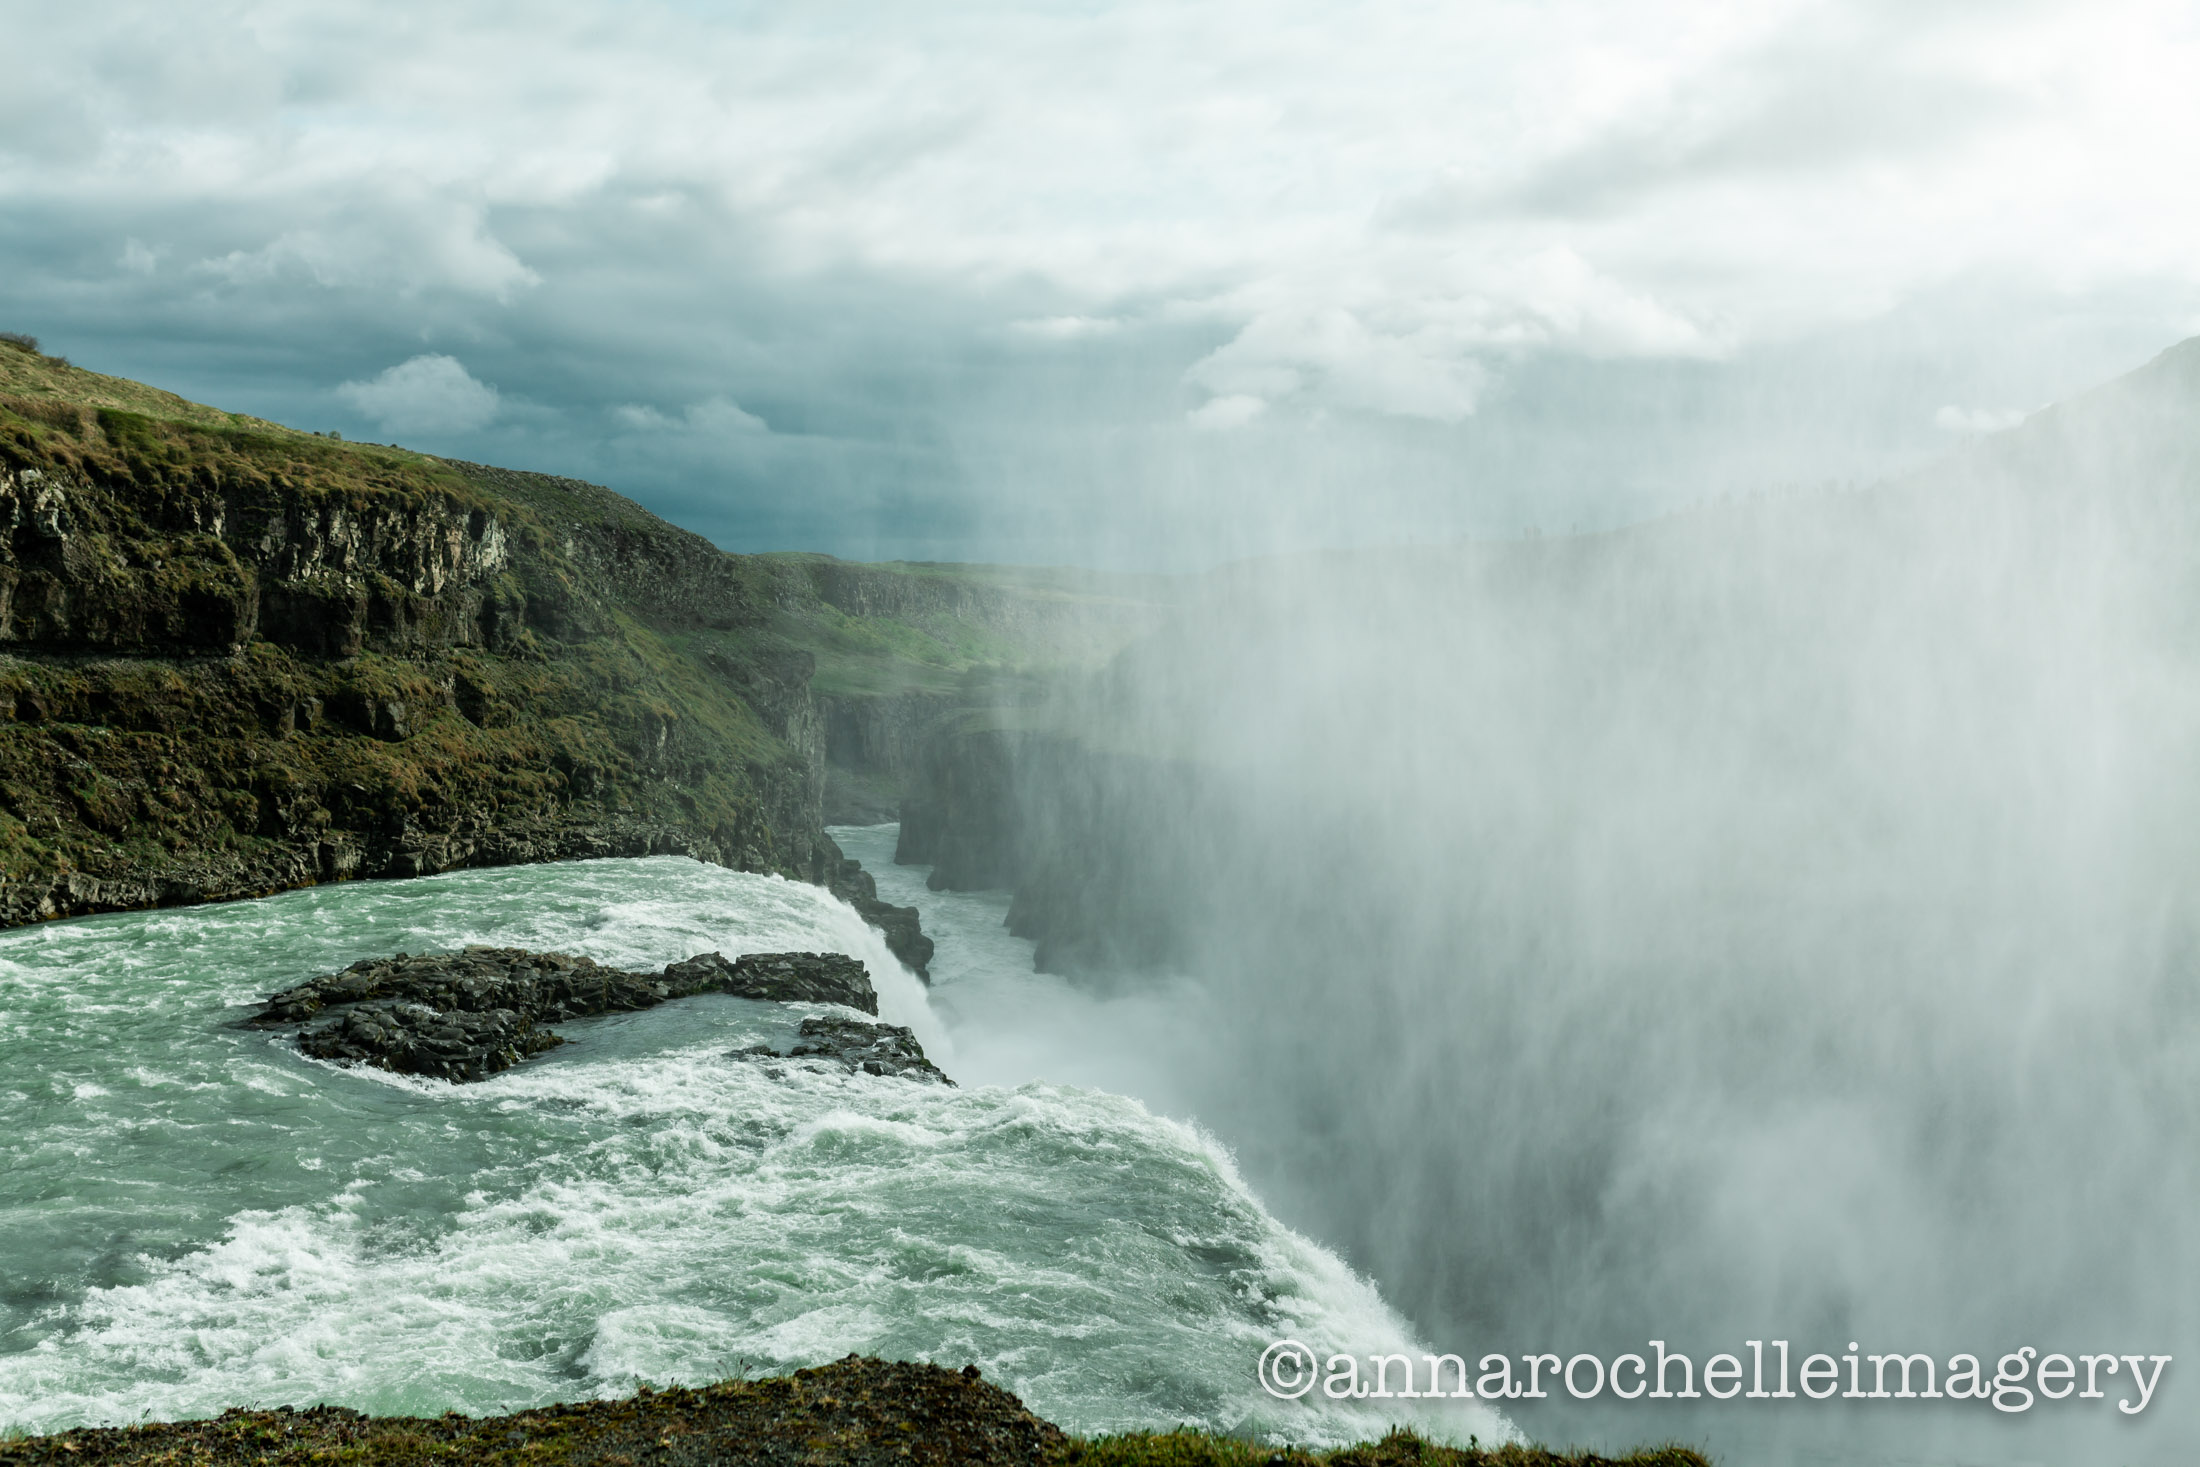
[0,855,1506,1448]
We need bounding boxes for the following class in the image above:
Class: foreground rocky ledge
[0,1359,1057,1467]
[0,1358,1709,1467]
[252,946,892,1083]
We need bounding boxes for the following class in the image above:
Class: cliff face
[0,342,1173,955]
[895,724,1214,975]
[816,691,959,784]
[815,691,961,823]
[0,460,516,657]
[894,727,1030,890]
[793,559,1165,660]
[0,349,826,927]
[759,556,1174,825]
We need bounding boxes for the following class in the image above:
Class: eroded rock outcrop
[253,946,878,1083]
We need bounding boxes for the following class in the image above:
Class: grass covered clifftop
[0,344,814,922]
[0,337,1165,925]
[761,552,1176,700]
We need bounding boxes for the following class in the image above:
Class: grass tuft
[1051,1428,1709,1467]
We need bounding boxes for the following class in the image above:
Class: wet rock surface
[825,839,935,981]
[296,999,563,1084]
[734,1014,954,1085]
[696,950,879,1009]
[254,946,878,1083]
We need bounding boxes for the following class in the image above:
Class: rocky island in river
[248,944,951,1084]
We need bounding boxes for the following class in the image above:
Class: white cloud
[1188,305,1486,422]
[1934,404,2029,434]
[1010,316,1124,340]
[687,397,770,435]
[614,397,770,436]
[337,354,500,435]
[118,238,164,274]
[1187,393,1268,430]
[1183,247,1714,423]
[192,206,539,300]
[613,404,677,433]
[17,0,2199,367]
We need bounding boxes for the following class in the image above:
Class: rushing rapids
[0,849,1507,1449]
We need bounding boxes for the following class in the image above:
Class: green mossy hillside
[758,553,1172,700]
[0,343,817,921]
[0,337,1170,923]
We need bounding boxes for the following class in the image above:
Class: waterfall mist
[1005,339,2200,1464]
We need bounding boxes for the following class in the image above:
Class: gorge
[1,339,1523,1455]
[12,331,2200,1466]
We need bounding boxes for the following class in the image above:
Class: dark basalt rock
[683,950,878,1008]
[297,1000,563,1084]
[255,946,878,1083]
[734,1015,953,1085]
[824,841,934,981]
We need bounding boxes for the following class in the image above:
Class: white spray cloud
[336,354,501,435]
[1933,403,2028,433]
[1186,393,1267,430]
[1007,342,2200,1458]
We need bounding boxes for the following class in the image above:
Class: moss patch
[0,1360,1708,1467]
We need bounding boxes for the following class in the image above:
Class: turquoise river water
[0,829,1510,1446]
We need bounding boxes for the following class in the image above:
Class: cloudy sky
[5,0,2198,566]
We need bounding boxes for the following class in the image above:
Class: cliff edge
[0,337,1163,944]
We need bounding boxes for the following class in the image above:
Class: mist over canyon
[14,5,2200,1462]
[899,337,2200,1465]
[8,318,2200,1467]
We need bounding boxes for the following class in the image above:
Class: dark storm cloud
[3,0,2197,563]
